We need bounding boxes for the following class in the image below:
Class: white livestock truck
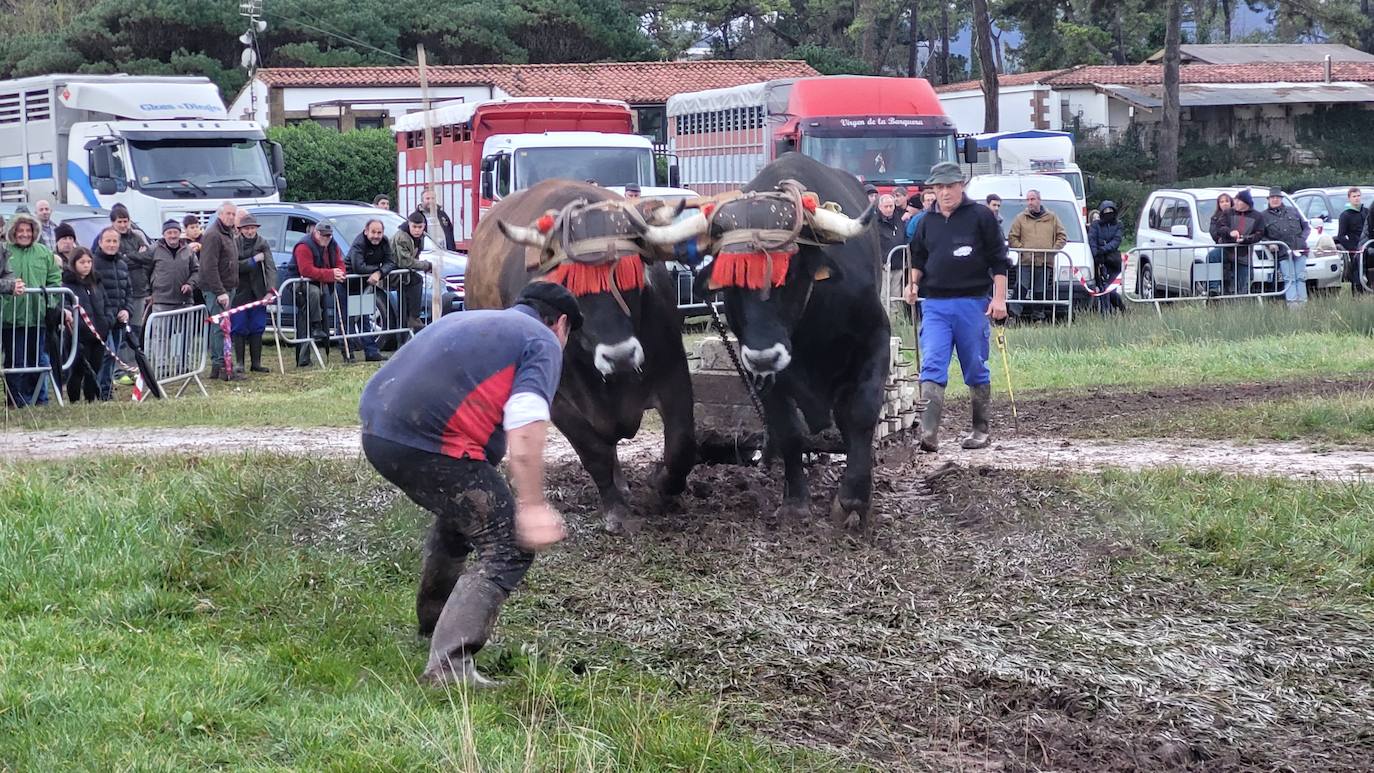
[969,130,1091,226]
[0,74,284,229]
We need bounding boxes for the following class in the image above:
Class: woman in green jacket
[2,214,63,407]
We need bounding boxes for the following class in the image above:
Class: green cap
[924,162,965,185]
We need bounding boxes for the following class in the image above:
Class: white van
[965,174,1094,310]
[1132,187,1343,297]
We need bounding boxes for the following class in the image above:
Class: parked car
[1292,186,1374,237]
[965,174,1094,314]
[1131,187,1343,298]
[0,202,121,250]
[244,202,466,331]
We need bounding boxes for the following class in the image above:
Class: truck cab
[479,131,655,200]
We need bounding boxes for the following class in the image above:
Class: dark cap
[407,211,427,225]
[1235,189,1254,207]
[238,214,260,228]
[54,223,76,242]
[1267,187,1284,199]
[314,220,334,236]
[161,219,182,233]
[906,194,923,209]
[625,183,641,194]
[863,183,878,194]
[517,282,584,331]
[925,162,965,185]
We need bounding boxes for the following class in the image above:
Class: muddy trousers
[362,434,534,668]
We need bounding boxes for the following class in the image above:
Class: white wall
[938,85,1049,134]
[227,79,270,126]
[1058,88,1112,136]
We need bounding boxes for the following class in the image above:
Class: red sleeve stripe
[439,365,516,460]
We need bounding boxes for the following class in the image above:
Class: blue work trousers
[919,296,991,387]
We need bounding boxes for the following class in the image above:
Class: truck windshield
[1044,171,1085,199]
[514,147,654,189]
[800,133,958,185]
[128,138,274,197]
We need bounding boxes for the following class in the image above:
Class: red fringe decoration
[544,254,646,297]
[709,251,792,290]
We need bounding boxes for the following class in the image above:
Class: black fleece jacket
[908,196,1011,298]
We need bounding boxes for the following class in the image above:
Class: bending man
[359,282,581,687]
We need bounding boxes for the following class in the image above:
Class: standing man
[1262,187,1310,309]
[359,282,582,687]
[416,189,456,251]
[34,200,57,250]
[1221,189,1265,295]
[53,223,78,266]
[905,162,1011,453]
[875,194,907,311]
[905,190,938,240]
[863,183,879,205]
[623,183,641,200]
[373,194,392,211]
[1007,189,1067,320]
[392,212,434,332]
[1336,187,1367,294]
[198,201,240,380]
[984,193,1003,226]
[148,220,199,314]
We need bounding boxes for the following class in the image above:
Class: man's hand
[1230,230,1240,239]
[368,270,383,286]
[332,268,346,283]
[216,293,230,308]
[515,502,566,552]
[63,309,73,329]
[189,242,201,253]
[11,278,24,296]
[903,281,919,305]
[180,283,192,295]
[117,309,130,324]
[986,296,1008,322]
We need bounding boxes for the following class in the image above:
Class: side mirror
[1085,173,1096,196]
[773,136,796,157]
[480,172,493,201]
[275,175,288,193]
[962,136,978,164]
[668,162,680,189]
[90,144,115,179]
[1170,224,1190,238]
[95,178,118,196]
[479,156,495,173]
[269,141,285,176]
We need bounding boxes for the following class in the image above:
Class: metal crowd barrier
[144,305,209,397]
[1122,240,1297,311]
[882,245,1083,324]
[274,270,423,368]
[0,287,79,407]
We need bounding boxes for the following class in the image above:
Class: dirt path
[7,425,1374,481]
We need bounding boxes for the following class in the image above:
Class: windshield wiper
[209,177,269,195]
[141,178,208,196]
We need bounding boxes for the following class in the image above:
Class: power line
[262,6,416,65]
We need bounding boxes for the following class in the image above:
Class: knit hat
[1235,189,1254,207]
[54,222,76,242]
[161,219,182,234]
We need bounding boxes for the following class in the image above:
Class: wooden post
[417,44,444,321]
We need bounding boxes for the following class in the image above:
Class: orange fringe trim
[709,251,792,290]
[544,254,646,297]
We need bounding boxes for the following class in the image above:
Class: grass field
[1110,391,1374,443]
[0,456,841,772]
[4,456,1372,768]
[6,293,1374,433]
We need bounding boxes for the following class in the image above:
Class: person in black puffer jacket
[1087,200,1125,312]
[343,218,393,362]
[91,226,132,400]
[62,247,109,402]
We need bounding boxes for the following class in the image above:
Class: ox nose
[594,338,645,376]
[741,343,791,375]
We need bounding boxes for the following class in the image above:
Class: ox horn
[638,197,688,227]
[497,219,546,248]
[808,201,876,241]
[637,210,709,246]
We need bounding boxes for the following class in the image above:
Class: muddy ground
[943,376,1374,440]
[507,459,1374,771]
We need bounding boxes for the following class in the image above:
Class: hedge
[267,123,396,204]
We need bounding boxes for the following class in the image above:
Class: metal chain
[703,289,768,432]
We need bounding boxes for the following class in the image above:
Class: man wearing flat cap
[1261,187,1309,308]
[905,162,1012,453]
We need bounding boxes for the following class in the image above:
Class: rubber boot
[961,384,992,449]
[249,333,269,373]
[918,381,945,453]
[422,574,507,689]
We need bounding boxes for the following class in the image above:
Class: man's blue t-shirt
[359,304,562,462]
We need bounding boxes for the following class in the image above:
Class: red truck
[666,75,961,196]
[394,97,658,253]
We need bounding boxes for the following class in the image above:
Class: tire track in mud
[5,425,1373,481]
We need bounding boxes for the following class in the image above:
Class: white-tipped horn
[497,219,545,247]
[638,211,709,246]
[808,203,875,241]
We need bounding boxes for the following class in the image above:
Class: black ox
[641,153,889,530]
[464,180,695,533]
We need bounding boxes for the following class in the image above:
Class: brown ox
[465,180,695,533]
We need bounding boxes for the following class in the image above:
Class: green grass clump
[1112,391,1374,443]
[0,456,837,771]
[1086,468,1374,596]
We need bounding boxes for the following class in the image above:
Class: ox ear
[809,254,846,284]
